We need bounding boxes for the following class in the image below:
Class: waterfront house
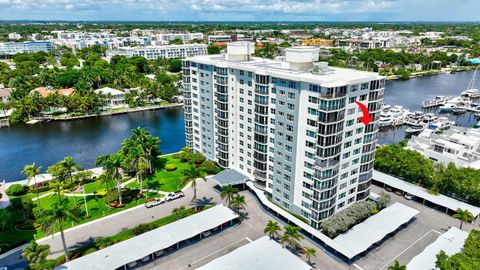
[94,87,126,107]
[0,85,11,102]
[30,86,75,98]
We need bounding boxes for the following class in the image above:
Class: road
[0,177,222,269]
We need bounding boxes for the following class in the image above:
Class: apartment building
[156,33,204,44]
[182,42,384,228]
[0,41,55,56]
[207,34,254,43]
[106,44,207,60]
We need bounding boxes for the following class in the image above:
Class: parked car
[202,230,212,238]
[166,191,185,202]
[144,197,166,208]
[404,193,414,200]
[385,186,393,192]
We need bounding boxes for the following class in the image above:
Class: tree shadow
[194,196,215,208]
[152,157,168,171]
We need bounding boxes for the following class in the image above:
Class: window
[288,92,295,99]
[306,130,316,138]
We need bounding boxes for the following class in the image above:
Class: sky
[0,0,478,22]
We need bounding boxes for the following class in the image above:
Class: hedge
[6,184,29,196]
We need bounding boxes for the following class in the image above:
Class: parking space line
[353,263,365,270]
[179,237,250,269]
[245,237,253,243]
[378,229,438,270]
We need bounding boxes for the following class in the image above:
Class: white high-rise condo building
[182,42,384,228]
[106,44,207,60]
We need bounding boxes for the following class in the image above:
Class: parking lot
[141,182,478,270]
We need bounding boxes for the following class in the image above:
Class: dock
[0,119,9,128]
[30,103,182,123]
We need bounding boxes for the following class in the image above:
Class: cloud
[0,0,477,21]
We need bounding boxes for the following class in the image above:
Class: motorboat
[452,107,466,115]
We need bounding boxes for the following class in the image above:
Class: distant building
[407,127,480,169]
[156,33,204,44]
[336,39,385,49]
[8,32,22,40]
[207,34,254,43]
[30,87,75,98]
[106,44,207,60]
[302,38,334,47]
[0,41,55,56]
[94,87,126,107]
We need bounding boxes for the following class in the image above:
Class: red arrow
[355,101,373,126]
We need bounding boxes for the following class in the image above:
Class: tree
[435,229,480,270]
[281,225,303,250]
[388,260,407,270]
[35,197,79,262]
[172,206,187,220]
[168,59,182,73]
[0,209,11,231]
[97,171,114,205]
[61,157,83,191]
[22,163,43,206]
[22,241,53,270]
[220,184,238,207]
[231,194,246,214]
[453,208,474,230]
[96,153,124,205]
[181,166,206,211]
[264,220,281,239]
[304,246,316,264]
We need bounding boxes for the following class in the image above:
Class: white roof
[373,170,480,217]
[56,205,238,270]
[196,236,311,270]
[94,87,124,95]
[246,182,416,260]
[407,227,468,270]
[333,202,419,256]
[187,54,383,87]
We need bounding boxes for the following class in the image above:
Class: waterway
[0,108,185,181]
[1,70,479,181]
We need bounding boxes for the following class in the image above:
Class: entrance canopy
[211,169,249,187]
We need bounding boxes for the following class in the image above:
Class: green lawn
[143,155,195,192]
[30,189,161,239]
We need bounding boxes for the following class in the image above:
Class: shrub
[132,223,156,236]
[84,247,98,255]
[6,184,29,196]
[165,164,177,172]
[95,237,114,249]
[321,201,378,238]
[95,189,107,197]
[200,160,219,174]
[376,192,391,209]
[28,185,52,194]
[172,153,180,159]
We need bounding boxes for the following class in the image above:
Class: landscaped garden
[0,128,221,261]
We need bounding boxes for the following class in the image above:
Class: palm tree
[172,206,187,220]
[453,208,474,230]
[264,220,281,240]
[388,260,407,270]
[304,246,316,264]
[220,184,239,207]
[281,225,303,250]
[35,197,79,262]
[96,153,124,205]
[231,194,246,214]
[97,171,114,205]
[137,158,148,194]
[22,240,51,270]
[181,166,206,211]
[61,157,83,190]
[22,163,42,206]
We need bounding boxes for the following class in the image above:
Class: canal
[1,70,478,181]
